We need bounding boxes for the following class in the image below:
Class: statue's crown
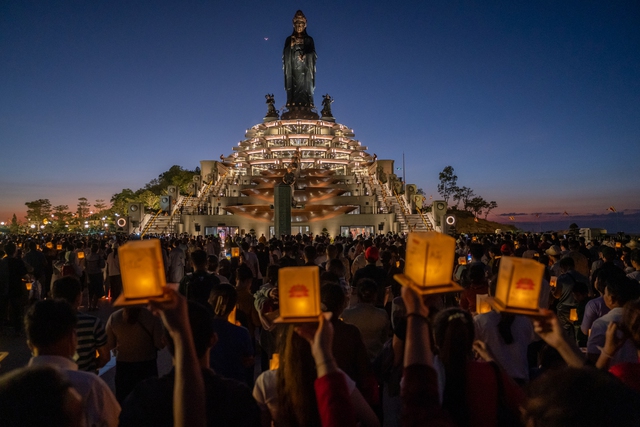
[293,10,307,24]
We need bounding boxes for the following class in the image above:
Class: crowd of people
[1,229,640,426]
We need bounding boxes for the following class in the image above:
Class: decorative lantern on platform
[394,232,463,294]
[549,276,557,288]
[76,251,85,260]
[275,266,321,323]
[115,239,167,306]
[231,247,240,258]
[476,294,492,314]
[488,257,544,315]
[615,242,622,249]
[56,244,63,250]
[458,256,467,266]
[46,242,53,249]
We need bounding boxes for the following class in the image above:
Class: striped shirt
[76,312,107,372]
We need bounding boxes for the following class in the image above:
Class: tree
[453,186,475,211]
[467,197,489,219]
[416,187,426,196]
[94,199,108,214]
[483,201,498,219]
[9,214,20,234]
[437,166,458,204]
[76,197,90,221]
[136,189,160,210]
[25,199,52,225]
[143,165,197,195]
[110,188,137,216]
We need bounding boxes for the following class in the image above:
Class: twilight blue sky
[1,1,639,232]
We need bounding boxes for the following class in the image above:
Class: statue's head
[293,10,307,34]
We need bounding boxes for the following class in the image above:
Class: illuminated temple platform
[172,116,404,238]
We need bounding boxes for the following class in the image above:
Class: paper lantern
[231,247,240,258]
[549,276,557,287]
[569,308,578,322]
[46,242,53,249]
[270,353,280,370]
[476,294,492,314]
[56,244,63,250]
[114,239,168,306]
[25,281,32,291]
[615,242,622,249]
[488,257,545,315]
[275,266,321,323]
[393,232,462,295]
[458,256,467,266]
[76,251,85,260]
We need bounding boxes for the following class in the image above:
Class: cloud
[498,212,528,217]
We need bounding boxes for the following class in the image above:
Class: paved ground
[0,293,174,394]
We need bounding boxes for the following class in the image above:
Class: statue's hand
[298,54,305,62]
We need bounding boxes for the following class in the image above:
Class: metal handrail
[141,209,163,237]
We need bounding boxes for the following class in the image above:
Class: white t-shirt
[474,311,535,381]
[253,368,356,424]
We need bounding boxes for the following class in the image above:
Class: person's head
[568,240,580,252]
[433,308,475,426]
[25,299,77,358]
[0,366,84,427]
[235,264,253,288]
[4,242,16,257]
[51,276,82,308]
[303,245,317,264]
[356,279,378,304]
[469,243,484,261]
[365,246,379,264]
[630,249,640,270]
[380,250,393,267]
[208,283,238,318]
[190,249,207,270]
[326,258,345,278]
[207,255,219,273]
[601,246,616,262]
[603,276,640,309]
[524,367,640,427]
[218,258,232,279]
[241,241,249,252]
[266,264,280,286]
[468,264,487,285]
[558,256,575,273]
[571,280,590,303]
[325,244,337,260]
[321,283,347,318]
[165,301,216,360]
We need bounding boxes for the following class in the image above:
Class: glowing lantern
[76,251,85,260]
[393,232,463,294]
[46,242,53,249]
[227,305,238,325]
[270,353,280,370]
[549,276,557,287]
[570,308,578,322]
[476,294,492,314]
[615,242,622,249]
[275,266,321,323]
[488,257,545,315]
[458,256,467,266]
[114,239,168,306]
[25,281,32,291]
[56,244,63,250]
[231,247,240,258]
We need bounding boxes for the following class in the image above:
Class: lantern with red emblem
[275,266,321,323]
